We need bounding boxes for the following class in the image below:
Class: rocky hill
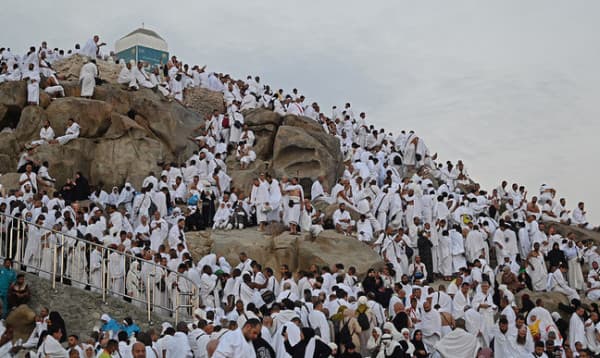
[0,56,382,336]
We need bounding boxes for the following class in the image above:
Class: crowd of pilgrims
[1,35,600,357]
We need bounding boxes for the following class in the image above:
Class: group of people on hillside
[2,34,600,357]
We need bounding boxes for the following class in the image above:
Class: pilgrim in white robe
[548,268,580,301]
[37,334,68,358]
[450,229,467,272]
[417,308,442,353]
[489,327,518,357]
[108,250,125,296]
[79,61,97,97]
[24,225,43,272]
[89,248,103,293]
[433,328,480,358]
[452,289,470,319]
[213,204,232,230]
[284,184,304,226]
[526,253,548,291]
[438,233,453,276]
[465,230,486,263]
[213,328,256,358]
[472,291,497,331]
[126,261,144,308]
[67,242,88,289]
[56,122,80,145]
[148,217,167,251]
[568,312,588,352]
[564,245,585,291]
[118,65,138,89]
[464,308,488,347]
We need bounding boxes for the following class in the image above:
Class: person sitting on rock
[42,74,65,99]
[132,61,155,89]
[30,120,55,148]
[236,142,256,170]
[117,60,138,90]
[213,201,233,230]
[37,161,56,188]
[49,118,80,145]
[571,202,599,231]
[333,203,355,236]
[7,273,31,310]
[239,124,255,147]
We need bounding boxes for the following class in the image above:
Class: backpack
[338,321,353,346]
[222,116,230,129]
[357,311,370,330]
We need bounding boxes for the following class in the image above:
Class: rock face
[232,109,344,196]
[1,58,343,198]
[191,229,383,277]
[22,272,172,338]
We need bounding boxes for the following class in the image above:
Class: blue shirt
[0,267,16,295]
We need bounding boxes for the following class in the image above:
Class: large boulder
[32,139,95,185]
[228,159,269,196]
[0,131,19,161]
[272,125,343,193]
[129,93,202,158]
[15,105,47,143]
[0,81,27,109]
[52,55,122,83]
[104,112,149,140]
[282,114,324,132]
[0,173,20,192]
[90,137,164,188]
[183,87,226,119]
[244,108,283,127]
[45,97,112,138]
[199,229,383,278]
[300,230,384,275]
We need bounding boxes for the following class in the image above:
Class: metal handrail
[0,212,197,324]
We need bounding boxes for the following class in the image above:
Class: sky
[3,0,599,222]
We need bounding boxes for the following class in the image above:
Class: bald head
[131,342,146,358]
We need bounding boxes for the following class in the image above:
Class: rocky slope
[7,272,171,342]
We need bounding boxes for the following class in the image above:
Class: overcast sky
[3,1,600,221]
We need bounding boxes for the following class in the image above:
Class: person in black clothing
[253,333,276,358]
[47,311,67,343]
[547,242,566,270]
[339,342,361,358]
[392,303,410,331]
[362,269,378,295]
[416,230,434,283]
[200,189,216,227]
[72,172,91,201]
[284,327,332,358]
[411,329,427,357]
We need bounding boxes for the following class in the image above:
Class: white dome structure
[115,28,169,68]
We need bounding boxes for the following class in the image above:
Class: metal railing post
[8,218,13,261]
[175,288,180,325]
[147,275,152,323]
[15,220,21,263]
[101,248,106,304]
[60,234,65,284]
[0,215,4,258]
[52,242,57,290]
